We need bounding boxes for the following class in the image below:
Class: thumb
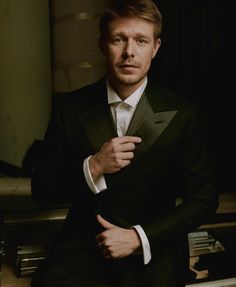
[96,214,116,229]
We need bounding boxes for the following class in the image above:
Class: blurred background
[0,1,235,286]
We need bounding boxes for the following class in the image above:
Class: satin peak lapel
[77,103,116,153]
[127,95,178,160]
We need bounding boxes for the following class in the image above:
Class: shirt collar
[107,77,147,107]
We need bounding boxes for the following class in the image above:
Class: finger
[96,241,110,258]
[96,240,104,250]
[96,214,116,229]
[112,152,133,161]
[118,152,134,160]
[112,142,140,154]
[95,233,103,244]
[117,136,142,144]
[104,253,113,261]
[112,158,131,169]
[117,142,136,152]
[110,150,134,169]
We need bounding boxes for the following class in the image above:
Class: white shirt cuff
[133,225,152,265]
[83,156,107,194]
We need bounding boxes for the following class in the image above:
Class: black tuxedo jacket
[31,78,218,286]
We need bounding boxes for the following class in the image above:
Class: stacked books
[15,244,47,277]
[187,228,236,284]
[188,230,225,257]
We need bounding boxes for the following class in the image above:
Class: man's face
[101,17,161,89]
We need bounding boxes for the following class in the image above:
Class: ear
[152,38,161,59]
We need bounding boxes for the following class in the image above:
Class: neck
[108,78,146,101]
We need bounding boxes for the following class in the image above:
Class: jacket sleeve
[143,104,219,257]
[31,95,93,207]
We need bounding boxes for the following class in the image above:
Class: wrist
[131,228,142,253]
[89,155,103,180]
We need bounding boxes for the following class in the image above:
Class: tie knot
[116,101,130,110]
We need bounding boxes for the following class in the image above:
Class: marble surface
[1,257,31,287]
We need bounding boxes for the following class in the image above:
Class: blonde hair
[99,0,163,40]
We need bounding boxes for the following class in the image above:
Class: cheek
[143,53,153,68]
[106,48,120,63]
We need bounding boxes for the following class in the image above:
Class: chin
[116,74,144,86]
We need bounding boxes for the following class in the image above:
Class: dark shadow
[0,140,44,178]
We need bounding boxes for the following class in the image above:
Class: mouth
[119,64,138,68]
[119,64,139,73]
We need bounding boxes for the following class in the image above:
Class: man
[31,0,218,286]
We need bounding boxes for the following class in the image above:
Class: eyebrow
[110,32,150,39]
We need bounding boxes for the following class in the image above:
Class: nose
[122,40,135,58]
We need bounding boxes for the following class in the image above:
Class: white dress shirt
[83,77,151,264]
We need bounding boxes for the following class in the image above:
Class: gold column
[50,0,108,92]
[0,0,52,167]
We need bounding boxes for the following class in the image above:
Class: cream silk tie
[114,101,131,136]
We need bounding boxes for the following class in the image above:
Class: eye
[111,36,123,44]
[137,38,148,44]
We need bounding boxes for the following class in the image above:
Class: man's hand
[95,214,141,261]
[89,136,141,180]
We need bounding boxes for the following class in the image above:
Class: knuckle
[131,143,135,149]
[122,160,130,167]
[111,146,118,154]
[113,155,120,163]
[108,247,115,257]
[110,138,117,145]
[107,246,113,252]
[104,237,111,246]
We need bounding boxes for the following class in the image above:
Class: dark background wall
[149,0,235,194]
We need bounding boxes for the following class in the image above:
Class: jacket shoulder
[146,81,199,112]
[54,78,106,109]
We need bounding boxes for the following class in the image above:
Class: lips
[119,63,139,72]
[119,64,138,68]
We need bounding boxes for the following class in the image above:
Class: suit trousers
[30,239,187,287]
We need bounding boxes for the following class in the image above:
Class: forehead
[107,17,155,37]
